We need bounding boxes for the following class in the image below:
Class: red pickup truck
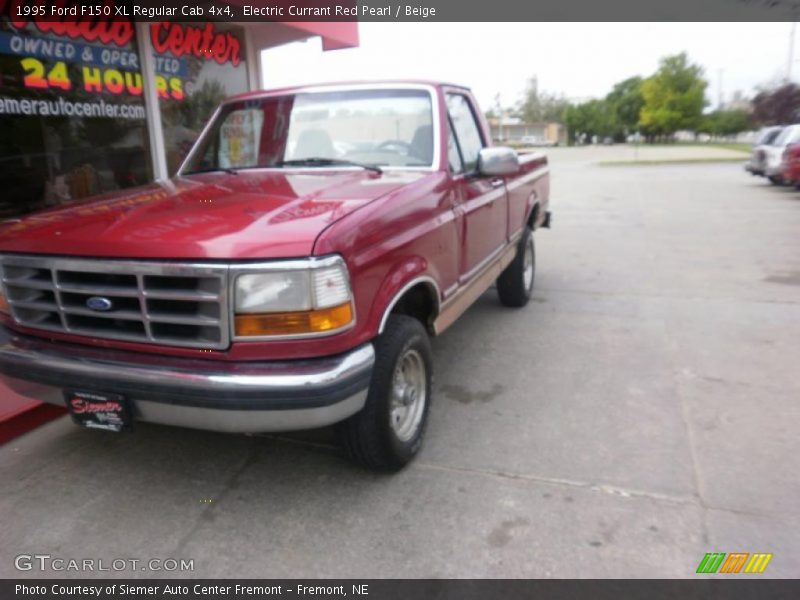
[0,81,550,470]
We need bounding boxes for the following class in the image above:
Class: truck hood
[0,170,428,259]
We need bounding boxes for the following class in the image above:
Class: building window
[150,23,249,175]
[0,17,152,218]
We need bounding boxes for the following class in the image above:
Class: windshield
[757,127,781,145]
[772,126,800,147]
[183,88,435,173]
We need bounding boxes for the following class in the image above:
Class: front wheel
[336,315,433,471]
[497,227,535,307]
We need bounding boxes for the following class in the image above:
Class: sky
[261,22,795,110]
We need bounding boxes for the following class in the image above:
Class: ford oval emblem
[86,296,113,312]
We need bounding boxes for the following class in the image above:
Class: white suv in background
[764,124,800,184]
[745,125,783,177]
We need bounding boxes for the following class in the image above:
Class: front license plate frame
[64,389,132,432]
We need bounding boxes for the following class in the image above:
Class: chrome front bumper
[0,326,374,433]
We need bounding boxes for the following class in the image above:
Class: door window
[446,94,484,172]
[447,119,464,174]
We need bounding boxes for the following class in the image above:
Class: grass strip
[597,157,747,167]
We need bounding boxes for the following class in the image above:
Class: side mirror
[477,147,520,176]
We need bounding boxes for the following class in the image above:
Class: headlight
[233,257,354,338]
[235,271,312,313]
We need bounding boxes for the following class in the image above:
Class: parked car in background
[520,136,556,147]
[0,81,551,471]
[764,124,800,184]
[745,125,784,177]
[779,142,800,188]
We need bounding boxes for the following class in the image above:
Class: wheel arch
[526,200,541,231]
[377,276,441,335]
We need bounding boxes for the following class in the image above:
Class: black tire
[497,226,535,307]
[336,315,433,471]
[768,175,783,185]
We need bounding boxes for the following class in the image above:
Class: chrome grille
[0,255,230,349]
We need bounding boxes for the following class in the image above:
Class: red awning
[284,22,359,51]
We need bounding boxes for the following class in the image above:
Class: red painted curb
[0,403,66,445]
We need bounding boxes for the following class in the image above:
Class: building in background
[0,9,358,218]
[487,116,566,146]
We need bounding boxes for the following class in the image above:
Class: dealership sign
[1,2,242,102]
[0,29,184,99]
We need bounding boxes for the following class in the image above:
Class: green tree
[699,109,751,137]
[564,99,618,143]
[640,53,708,140]
[605,76,644,139]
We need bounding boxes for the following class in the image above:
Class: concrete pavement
[1,149,798,578]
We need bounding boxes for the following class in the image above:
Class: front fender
[365,257,441,335]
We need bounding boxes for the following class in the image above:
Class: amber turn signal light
[235,302,353,337]
[0,291,9,314]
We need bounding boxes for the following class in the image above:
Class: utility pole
[494,93,503,141]
[717,68,724,110]
[787,22,796,83]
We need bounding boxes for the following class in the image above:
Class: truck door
[446,92,509,284]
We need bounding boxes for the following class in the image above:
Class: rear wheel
[337,315,432,471]
[497,227,535,307]
[768,175,783,185]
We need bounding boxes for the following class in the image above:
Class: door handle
[490,178,504,188]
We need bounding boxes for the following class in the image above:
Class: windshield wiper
[278,157,383,174]
[183,167,239,176]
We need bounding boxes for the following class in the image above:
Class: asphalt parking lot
[1,147,798,578]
